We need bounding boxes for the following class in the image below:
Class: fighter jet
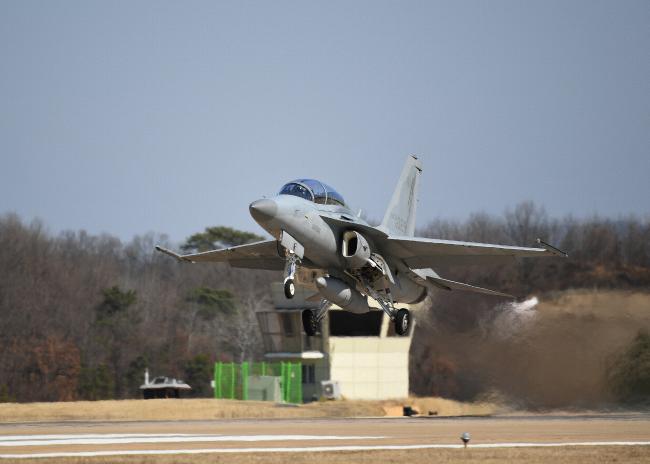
[156,156,567,336]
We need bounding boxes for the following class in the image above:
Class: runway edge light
[461,432,471,448]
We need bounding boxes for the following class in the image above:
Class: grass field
[8,446,650,464]
[0,397,497,422]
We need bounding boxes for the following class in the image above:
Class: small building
[256,282,417,401]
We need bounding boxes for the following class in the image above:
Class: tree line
[0,203,648,403]
[0,216,274,402]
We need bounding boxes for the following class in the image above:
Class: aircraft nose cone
[249,199,278,223]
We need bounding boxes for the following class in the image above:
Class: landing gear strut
[359,278,411,336]
[283,251,300,299]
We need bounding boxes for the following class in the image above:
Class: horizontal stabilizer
[425,275,513,299]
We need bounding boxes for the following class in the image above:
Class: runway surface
[1,413,649,459]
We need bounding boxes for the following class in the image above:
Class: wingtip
[537,238,568,258]
[154,245,192,263]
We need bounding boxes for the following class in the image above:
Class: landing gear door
[280,230,304,259]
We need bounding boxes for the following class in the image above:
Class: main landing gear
[303,306,411,336]
[302,310,319,336]
[394,308,411,336]
[361,278,412,336]
[302,299,330,336]
[302,301,411,337]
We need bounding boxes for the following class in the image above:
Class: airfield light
[461,432,471,448]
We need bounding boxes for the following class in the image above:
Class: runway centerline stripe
[0,434,207,441]
[2,441,650,459]
[0,434,384,447]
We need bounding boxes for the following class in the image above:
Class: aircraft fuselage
[250,194,357,270]
[249,193,426,305]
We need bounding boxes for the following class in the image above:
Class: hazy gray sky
[1,0,648,242]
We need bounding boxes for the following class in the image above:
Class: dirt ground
[1,400,649,463]
[0,397,497,423]
[8,446,650,464]
[2,414,649,462]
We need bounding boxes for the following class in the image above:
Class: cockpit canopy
[279,179,346,206]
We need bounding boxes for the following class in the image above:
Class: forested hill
[0,203,648,404]
[0,216,277,402]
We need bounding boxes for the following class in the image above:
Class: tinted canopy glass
[278,182,313,201]
[278,179,346,206]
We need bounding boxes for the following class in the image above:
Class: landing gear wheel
[284,279,295,299]
[394,308,411,336]
[302,309,319,336]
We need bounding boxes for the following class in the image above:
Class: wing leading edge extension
[155,240,285,270]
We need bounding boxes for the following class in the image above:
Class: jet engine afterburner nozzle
[315,276,369,314]
[249,199,278,224]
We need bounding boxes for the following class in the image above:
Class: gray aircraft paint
[379,156,422,237]
[156,155,566,317]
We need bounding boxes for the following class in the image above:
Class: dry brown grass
[383,397,498,417]
[0,397,497,423]
[8,446,650,464]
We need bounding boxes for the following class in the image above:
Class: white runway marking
[1,440,650,459]
[0,433,383,447]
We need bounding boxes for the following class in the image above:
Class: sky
[1,0,648,243]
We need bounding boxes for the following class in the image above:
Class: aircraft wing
[155,240,284,270]
[385,236,567,268]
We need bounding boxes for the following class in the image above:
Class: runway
[1,413,649,459]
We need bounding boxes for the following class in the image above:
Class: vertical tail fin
[379,155,422,237]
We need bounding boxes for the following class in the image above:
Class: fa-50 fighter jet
[156,156,566,336]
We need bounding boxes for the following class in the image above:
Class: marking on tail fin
[380,155,422,237]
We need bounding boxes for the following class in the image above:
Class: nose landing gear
[283,251,300,299]
[280,231,304,300]
[284,278,296,299]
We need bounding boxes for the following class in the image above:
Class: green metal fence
[214,361,302,403]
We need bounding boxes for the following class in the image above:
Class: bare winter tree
[1,211,649,402]
[504,201,549,246]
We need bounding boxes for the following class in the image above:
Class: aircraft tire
[284,279,295,299]
[302,309,319,336]
[394,308,411,336]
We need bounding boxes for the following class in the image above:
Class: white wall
[328,336,410,399]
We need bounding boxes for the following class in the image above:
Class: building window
[281,313,294,336]
[302,364,315,384]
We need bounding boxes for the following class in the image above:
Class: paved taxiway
[1,413,649,459]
